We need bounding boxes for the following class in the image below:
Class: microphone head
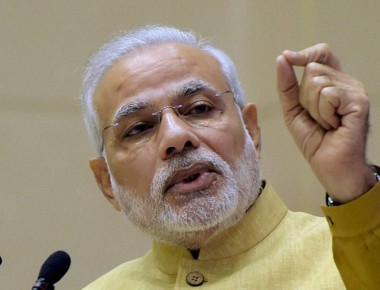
[38,251,71,284]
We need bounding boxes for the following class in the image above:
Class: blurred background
[1,1,379,288]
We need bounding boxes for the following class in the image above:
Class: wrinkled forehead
[93,43,228,127]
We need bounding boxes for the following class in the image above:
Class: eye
[123,122,154,138]
[186,101,214,115]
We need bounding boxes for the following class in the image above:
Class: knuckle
[316,43,331,64]
[354,79,365,89]
[359,94,370,109]
[312,75,330,86]
[318,43,330,51]
[320,86,334,95]
[305,62,321,73]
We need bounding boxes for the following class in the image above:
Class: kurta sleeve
[321,182,380,290]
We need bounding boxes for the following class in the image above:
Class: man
[81,26,379,289]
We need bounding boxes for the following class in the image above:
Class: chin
[112,131,262,248]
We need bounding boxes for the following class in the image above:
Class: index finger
[282,43,342,71]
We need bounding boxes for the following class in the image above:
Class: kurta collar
[152,182,288,274]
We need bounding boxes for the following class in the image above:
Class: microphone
[32,251,71,290]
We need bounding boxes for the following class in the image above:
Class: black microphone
[32,251,71,290]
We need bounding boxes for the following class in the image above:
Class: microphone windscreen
[38,251,71,284]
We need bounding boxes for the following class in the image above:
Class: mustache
[150,149,228,197]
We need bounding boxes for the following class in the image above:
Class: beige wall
[1,1,379,288]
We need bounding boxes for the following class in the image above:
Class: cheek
[108,147,158,191]
[198,120,247,164]
[106,114,248,189]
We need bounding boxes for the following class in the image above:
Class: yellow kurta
[83,183,380,289]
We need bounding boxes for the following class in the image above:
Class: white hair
[81,25,247,155]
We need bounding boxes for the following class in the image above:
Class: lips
[165,163,218,195]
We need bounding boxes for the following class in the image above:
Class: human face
[90,43,261,245]
[110,130,262,248]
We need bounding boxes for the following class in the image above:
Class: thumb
[276,54,300,114]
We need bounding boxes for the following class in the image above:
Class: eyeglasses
[101,89,233,153]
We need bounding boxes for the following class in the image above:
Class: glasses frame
[100,90,233,153]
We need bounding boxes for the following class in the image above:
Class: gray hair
[81,25,246,156]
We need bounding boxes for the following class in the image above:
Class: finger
[299,63,337,130]
[318,87,341,129]
[276,54,300,115]
[282,43,342,71]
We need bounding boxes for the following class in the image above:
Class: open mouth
[183,173,200,182]
[165,163,218,195]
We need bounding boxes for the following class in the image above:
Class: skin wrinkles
[94,44,228,127]
[83,28,378,287]
[110,79,216,128]
[109,131,261,249]
[101,79,227,150]
[90,42,262,248]
[112,48,193,100]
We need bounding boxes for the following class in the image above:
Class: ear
[89,157,121,212]
[242,103,261,154]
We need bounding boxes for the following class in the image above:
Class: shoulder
[283,210,330,237]
[82,250,154,290]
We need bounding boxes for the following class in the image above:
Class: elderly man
[81,26,379,289]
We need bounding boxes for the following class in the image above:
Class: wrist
[326,164,380,206]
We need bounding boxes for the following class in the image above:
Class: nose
[157,108,200,159]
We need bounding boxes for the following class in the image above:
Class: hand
[276,43,375,203]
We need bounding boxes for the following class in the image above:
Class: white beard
[109,131,262,248]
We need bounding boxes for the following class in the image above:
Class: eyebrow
[179,79,216,96]
[113,99,151,124]
[112,79,218,124]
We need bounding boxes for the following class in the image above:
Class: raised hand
[276,43,375,203]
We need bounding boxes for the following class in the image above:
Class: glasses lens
[104,90,231,150]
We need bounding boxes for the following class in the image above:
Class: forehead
[93,43,228,126]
